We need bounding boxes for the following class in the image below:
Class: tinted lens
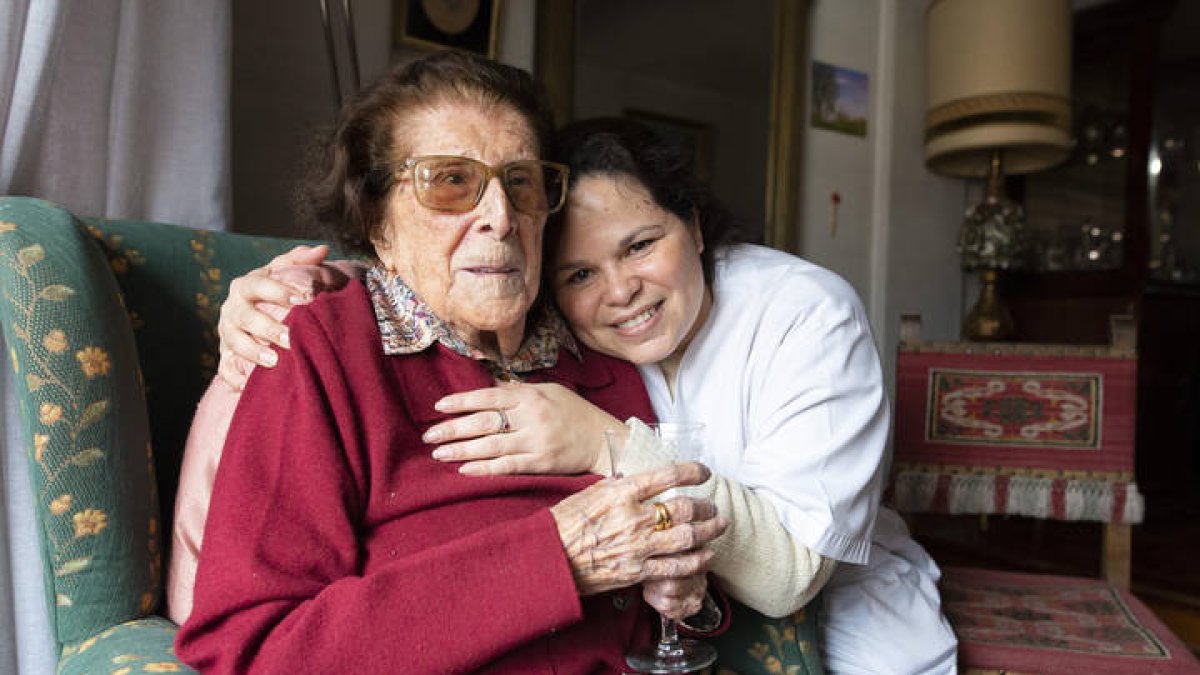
[412,158,485,211]
[408,157,567,214]
[503,161,566,214]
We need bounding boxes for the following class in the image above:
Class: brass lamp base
[962,268,1015,341]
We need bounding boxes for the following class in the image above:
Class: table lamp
[925,0,1073,340]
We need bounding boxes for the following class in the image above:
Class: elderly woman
[174,53,727,674]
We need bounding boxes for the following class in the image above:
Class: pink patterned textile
[891,344,1142,523]
[942,567,1200,674]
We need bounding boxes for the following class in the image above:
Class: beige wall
[874,0,965,381]
[798,0,963,385]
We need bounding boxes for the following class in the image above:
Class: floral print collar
[365,266,579,377]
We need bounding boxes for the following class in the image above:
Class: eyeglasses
[395,155,569,216]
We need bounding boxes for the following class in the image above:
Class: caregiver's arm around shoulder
[217,244,363,389]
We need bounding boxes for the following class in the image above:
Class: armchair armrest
[57,616,195,675]
[0,197,159,649]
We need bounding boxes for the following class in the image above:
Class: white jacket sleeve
[615,418,835,617]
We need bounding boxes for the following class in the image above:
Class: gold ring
[653,502,672,532]
[496,409,511,433]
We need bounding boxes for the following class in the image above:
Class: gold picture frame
[539,0,809,254]
[394,0,501,59]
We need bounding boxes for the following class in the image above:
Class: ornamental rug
[941,567,1200,674]
[927,368,1101,448]
[894,349,1136,476]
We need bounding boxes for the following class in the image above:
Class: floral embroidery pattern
[50,493,73,515]
[716,608,819,675]
[365,266,578,374]
[85,222,146,278]
[58,617,189,673]
[85,222,146,332]
[144,441,162,614]
[0,218,117,600]
[73,508,109,538]
[44,328,68,353]
[39,401,63,425]
[77,346,113,378]
[0,214,154,619]
[188,232,223,380]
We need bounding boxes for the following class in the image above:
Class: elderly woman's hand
[642,574,708,622]
[550,461,728,598]
[217,245,360,389]
[426,381,623,476]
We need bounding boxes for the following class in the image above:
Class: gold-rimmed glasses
[395,155,569,216]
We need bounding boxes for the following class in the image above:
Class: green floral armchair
[0,197,318,674]
[0,196,821,675]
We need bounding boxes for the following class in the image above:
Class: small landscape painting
[810,61,868,138]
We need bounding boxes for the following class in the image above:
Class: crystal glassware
[606,422,718,674]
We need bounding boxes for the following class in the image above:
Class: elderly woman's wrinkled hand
[642,573,707,622]
[549,461,728,598]
[426,381,624,476]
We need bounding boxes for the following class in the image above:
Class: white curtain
[0,1,230,672]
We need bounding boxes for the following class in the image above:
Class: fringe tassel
[1006,475,1054,519]
[893,472,939,513]
[891,471,1144,524]
[1124,483,1145,524]
[947,473,995,514]
[1065,479,1114,521]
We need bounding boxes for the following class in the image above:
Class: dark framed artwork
[624,109,714,181]
[394,0,501,58]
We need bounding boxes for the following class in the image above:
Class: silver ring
[496,409,511,433]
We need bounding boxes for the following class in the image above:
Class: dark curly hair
[548,117,744,285]
[299,51,555,260]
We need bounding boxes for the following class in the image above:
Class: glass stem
[659,616,680,648]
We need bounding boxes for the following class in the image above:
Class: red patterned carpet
[940,567,1200,673]
[913,503,1200,668]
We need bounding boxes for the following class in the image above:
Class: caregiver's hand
[426,381,627,476]
[550,461,727,597]
[217,245,358,389]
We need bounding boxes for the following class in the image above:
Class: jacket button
[613,593,631,611]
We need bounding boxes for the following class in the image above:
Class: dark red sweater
[176,281,657,674]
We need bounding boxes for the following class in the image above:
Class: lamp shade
[925,0,1073,178]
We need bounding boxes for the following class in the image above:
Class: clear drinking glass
[606,422,718,674]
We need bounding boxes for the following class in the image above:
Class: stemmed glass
[606,421,719,674]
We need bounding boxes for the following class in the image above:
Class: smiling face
[377,101,545,356]
[552,173,711,376]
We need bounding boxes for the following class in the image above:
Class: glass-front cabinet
[1022,15,1132,274]
[1018,0,1199,285]
[1007,0,1199,507]
[1148,56,1200,284]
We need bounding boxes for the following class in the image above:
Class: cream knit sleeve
[615,419,835,617]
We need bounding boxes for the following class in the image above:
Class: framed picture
[810,60,869,138]
[624,109,714,181]
[394,0,501,59]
